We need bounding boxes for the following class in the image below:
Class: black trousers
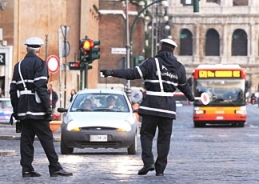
[140,115,173,174]
[20,119,62,173]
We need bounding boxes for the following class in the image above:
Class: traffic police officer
[101,38,194,176]
[9,36,72,177]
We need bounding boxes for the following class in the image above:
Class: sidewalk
[0,123,61,156]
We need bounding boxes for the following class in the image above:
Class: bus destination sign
[198,70,241,78]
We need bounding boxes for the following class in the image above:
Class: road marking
[188,134,203,138]
[218,134,228,137]
[246,134,259,137]
[247,125,259,128]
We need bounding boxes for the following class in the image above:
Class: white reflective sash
[155,58,164,93]
[20,90,34,95]
[18,112,46,116]
[139,106,176,115]
[146,91,174,97]
[146,58,172,97]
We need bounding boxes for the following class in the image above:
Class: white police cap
[160,38,178,48]
[24,37,44,47]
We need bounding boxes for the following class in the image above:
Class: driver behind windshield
[83,99,93,110]
[106,95,116,109]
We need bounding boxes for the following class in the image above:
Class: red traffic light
[69,61,82,70]
[81,39,94,51]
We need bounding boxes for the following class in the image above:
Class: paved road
[0,105,259,184]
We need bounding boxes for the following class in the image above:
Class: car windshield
[70,93,130,112]
[0,99,12,109]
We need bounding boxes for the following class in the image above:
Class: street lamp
[144,3,171,57]
[125,0,168,100]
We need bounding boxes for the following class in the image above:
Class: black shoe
[138,164,155,175]
[156,173,164,176]
[22,171,41,177]
[50,169,73,177]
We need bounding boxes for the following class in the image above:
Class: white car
[58,89,138,155]
[176,101,183,107]
[0,98,14,124]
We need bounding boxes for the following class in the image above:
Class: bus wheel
[238,122,245,127]
[194,122,205,128]
[231,122,238,127]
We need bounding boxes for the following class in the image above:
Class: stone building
[168,0,259,93]
[98,0,145,90]
[0,0,99,107]
[1,0,258,105]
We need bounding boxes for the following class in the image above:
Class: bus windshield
[194,79,245,106]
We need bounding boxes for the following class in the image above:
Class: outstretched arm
[101,68,141,80]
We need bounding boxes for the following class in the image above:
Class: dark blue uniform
[108,50,193,174]
[9,53,62,174]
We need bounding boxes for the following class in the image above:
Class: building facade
[98,0,145,89]
[0,0,99,107]
[168,0,259,93]
[1,0,258,105]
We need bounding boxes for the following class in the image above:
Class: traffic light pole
[84,62,88,88]
[79,36,100,89]
[125,0,131,100]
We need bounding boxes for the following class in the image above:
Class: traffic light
[89,40,100,62]
[193,0,200,13]
[79,38,94,63]
[69,61,84,70]
[79,37,100,70]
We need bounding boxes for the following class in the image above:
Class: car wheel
[127,132,137,155]
[60,137,74,155]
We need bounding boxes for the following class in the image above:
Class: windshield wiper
[74,108,92,112]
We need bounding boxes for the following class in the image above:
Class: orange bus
[192,64,247,127]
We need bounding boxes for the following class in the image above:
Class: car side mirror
[57,108,67,113]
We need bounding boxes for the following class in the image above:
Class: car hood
[63,112,136,128]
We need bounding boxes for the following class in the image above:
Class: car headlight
[117,122,132,132]
[66,120,80,132]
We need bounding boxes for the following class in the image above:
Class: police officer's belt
[146,91,174,96]
[19,90,34,95]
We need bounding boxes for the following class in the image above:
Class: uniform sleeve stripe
[145,79,178,86]
[136,66,143,79]
[34,76,48,81]
[14,77,47,85]
[178,82,186,86]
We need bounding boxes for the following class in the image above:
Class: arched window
[233,0,248,6]
[180,29,193,56]
[205,29,220,56]
[232,29,247,56]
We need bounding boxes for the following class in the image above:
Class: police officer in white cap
[9,37,72,177]
[101,38,194,176]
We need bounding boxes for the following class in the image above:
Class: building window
[181,0,193,5]
[181,0,221,5]
[205,29,220,56]
[180,29,193,56]
[233,0,248,6]
[207,0,220,3]
[232,29,247,56]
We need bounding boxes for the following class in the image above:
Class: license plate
[216,116,224,120]
[90,135,108,142]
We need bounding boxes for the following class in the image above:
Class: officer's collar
[157,50,174,58]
